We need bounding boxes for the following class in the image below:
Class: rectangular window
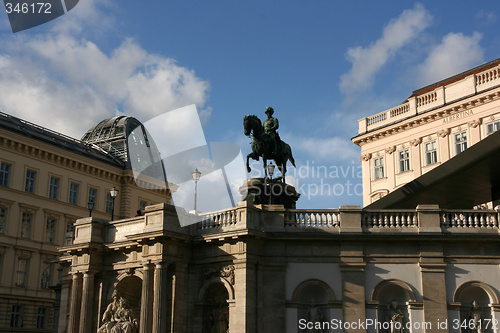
[398,149,410,173]
[0,207,6,234]
[0,163,11,187]
[66,221,75,246]
[24,170,36,193]
[21,212,33,238]
[373,157,385,180]
[10,305,22,327]
[88,187,97,208]
[36,308,47,329]
[46,218,56,243]
[425,141,438,165]
[69,183,79,205]
[16,258,29,287]
[487,120,500,135]
[40,263,51,289]
[49,177,59,200]
[454,131,468,155]
[106,193,113,214]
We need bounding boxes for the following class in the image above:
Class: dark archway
[202,281,230,333]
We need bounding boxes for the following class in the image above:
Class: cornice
[0,134,122,182]
[353,90,500,146]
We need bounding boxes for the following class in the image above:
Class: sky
[0,1,499,211]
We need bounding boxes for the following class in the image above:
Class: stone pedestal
[239,178,300,209]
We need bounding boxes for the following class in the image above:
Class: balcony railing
[69,204,500,247]
[358,63,500,134]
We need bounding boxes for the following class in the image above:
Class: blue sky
[0,1,499,210]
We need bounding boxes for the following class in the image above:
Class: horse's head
[243,115,257,136]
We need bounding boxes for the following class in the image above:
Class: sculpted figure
[244,108,296,179]
[306,298,323,333]
[466,300,482,333]
[209,296,229,333]
[387,300,404,333]
[263,107,280,155]
[110,298,137,333]
[98,290,121,333]
[98,291,137,333]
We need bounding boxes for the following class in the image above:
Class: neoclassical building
[55,59,500,333]
[59,201,500,333]
[0,112,173,332]
[3,58,500,333]
[352,58,500,207]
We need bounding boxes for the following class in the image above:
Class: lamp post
[87,199,95,217]
[192,168,201,212]
[110,186,118,221]
[267,162,275,205]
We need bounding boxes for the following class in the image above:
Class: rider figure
[263,107,280,155]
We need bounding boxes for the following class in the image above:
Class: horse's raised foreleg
[247,152,259,173]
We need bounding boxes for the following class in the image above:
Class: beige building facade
[353,59,500,207]
[0,112,172,332]
[60,202,500,333]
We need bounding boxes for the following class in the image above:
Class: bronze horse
[244,115,295,179]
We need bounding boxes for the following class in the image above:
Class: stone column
[68,272,82,333]
[340,263,366,333]
[152,261,168,332]
[79,271,95,333]
[140,262,154,333]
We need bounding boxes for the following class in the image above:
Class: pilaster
[340,262,366,333]
[172,262,188,333]
[420,263,448,332]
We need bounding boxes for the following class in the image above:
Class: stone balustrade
[69,204,500,247]
[357,63,500,134]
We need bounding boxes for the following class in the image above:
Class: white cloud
[476,10,497,25]
[0,2,210,138]
[416,32,484,86]
[340,3,433,95]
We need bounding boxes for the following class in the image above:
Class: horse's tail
[289,150,296,168]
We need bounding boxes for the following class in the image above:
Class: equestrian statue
[244,107,295,180]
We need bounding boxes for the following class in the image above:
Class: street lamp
[87,199,95,217]
[110,186,119,221]
[267,162,275,205]
[192,168,201,212]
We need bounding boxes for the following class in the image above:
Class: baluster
[383,214,388,228]
[395,214,400,227]
[480,214,486,228]
[326,213,332,227]
[389,214,394,227]
[491,214,497,228]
